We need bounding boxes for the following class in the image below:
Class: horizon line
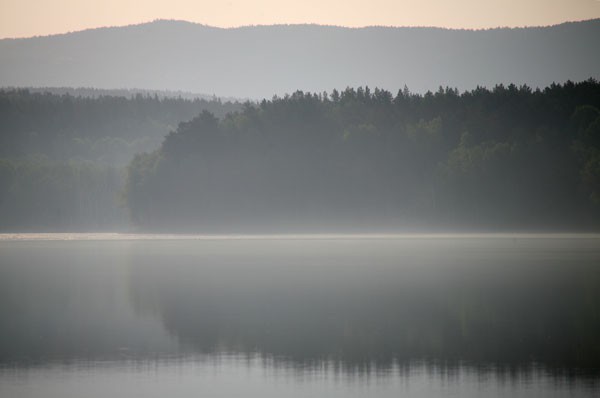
[2,17,599,40]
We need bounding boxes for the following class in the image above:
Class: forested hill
[1,19,599,99]
[0,91,239,231]
[126,80,600,231]
[0,90,240,164]
[15,87,242,102]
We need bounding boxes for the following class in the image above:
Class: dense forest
[126,79,600,231]
[0,89,239,164]
[1,80,599,231]
[0,90,239,230]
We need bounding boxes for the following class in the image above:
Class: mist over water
[1,235,599,397]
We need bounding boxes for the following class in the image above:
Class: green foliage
[2,81,600,230]
[0,156,126,231]
[124,151,163,224]
[0,90,241,230]
[125,79,600,231]
[581,150,600,204]
[571,106,600,205]
[0,89,240,165]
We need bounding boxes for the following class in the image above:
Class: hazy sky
[1,0,599,38]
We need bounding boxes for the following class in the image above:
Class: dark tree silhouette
[125,79,600,231]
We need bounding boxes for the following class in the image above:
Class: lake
[1,234,599,397]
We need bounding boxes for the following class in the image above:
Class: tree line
[0,90,239,230]
[1,81,599,231]
[0,89,240,165]
[125,79,600,231]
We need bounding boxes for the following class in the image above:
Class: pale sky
[1,0,599,39]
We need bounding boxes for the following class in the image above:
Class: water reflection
[1,237,600,383]
[0,241,177,362]
[3,356,597,398]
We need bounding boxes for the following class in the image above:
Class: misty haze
[1,12,600,398]
[1,20,599,98]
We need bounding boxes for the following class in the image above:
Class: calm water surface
[1,234,599,397]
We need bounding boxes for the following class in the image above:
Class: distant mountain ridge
[1,19,599,99]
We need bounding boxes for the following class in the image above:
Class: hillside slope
[1,19,599,98]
